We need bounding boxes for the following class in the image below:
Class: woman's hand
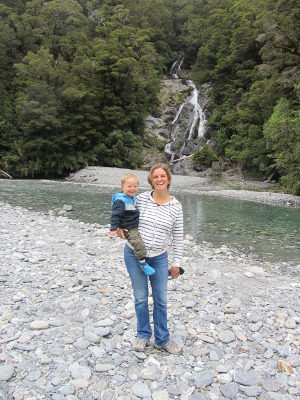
[169,266,180,279]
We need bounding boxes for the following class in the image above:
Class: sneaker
[139,261,155,276]
[132,337,148,352]
[155,338,183,355]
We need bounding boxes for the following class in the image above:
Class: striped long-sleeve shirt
[135,191,184,267]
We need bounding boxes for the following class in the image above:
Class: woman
[118,163,184,354]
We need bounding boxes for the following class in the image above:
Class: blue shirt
[110,192,139,230]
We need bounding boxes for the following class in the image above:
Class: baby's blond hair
[121,173,139,186]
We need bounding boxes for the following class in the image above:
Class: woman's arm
[171,204,184,267]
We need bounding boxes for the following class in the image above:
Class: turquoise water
[1,179,299,264]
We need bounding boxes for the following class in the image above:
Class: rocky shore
[1,195,299,399]
[67,167,300,209]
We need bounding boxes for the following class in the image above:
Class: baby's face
[122,177,139,197]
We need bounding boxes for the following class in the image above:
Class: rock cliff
[143,73,210,175]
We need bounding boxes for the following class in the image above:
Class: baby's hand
[109,229,119,236]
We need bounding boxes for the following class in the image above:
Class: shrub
[192,144,217,167]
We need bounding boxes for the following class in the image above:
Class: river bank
[67,167,300,209]
[0,201,299,399]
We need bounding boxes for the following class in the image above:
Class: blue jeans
[124,244,169,345]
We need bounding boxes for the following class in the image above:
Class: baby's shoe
[139,261,155,276]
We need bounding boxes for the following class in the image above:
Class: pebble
[220,382,239,398]
[0,365,14,381]
[30,320,50,330]
[0,202,299,399]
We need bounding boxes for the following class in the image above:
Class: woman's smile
[152,169,170,189]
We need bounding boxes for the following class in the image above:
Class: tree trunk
[0,170,13,179]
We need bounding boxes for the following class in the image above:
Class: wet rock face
[144,73,210,174]
[144,78,190,141]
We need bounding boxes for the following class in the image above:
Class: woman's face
[151,168,170,191]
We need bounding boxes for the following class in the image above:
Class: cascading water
[165,61,207,162]
[186,81,206,140]
[170,59,184,79]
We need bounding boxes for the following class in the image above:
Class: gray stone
[218,330,235,343]
[73,340,90,349]
[249,321,263,332]
[194,370,214,388]
[139,367,158,380]
[51,376,63,386]
[101,389,116,400]
[264,349,274,359]
[167,383,183,396]
[244,359,255,371]
[69,363,92,380]
[96,318,114,327]
[84,331,100,343]
[52,395,64,400]
[198,334,215,344]
[266,394,295,400]
[242,385,263,397]
[26,370,41,382]
[0,365,14,381]
[70,378,90,389]
[152,390,169,400]
[285,318,296,329]
[209,348,223,361]
[220,382,239,398]
[288,354,300,367]
[59,383,75,395]
[228,297,243,309]
[94,327,111,337]
[95,363,116,372]
[29,320,49,330]
[131,382,151,398]
[261,378,281,392]
[216,364,232,373]
[234,370,258,386]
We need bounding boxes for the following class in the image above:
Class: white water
[165,62,207,160]
[170,59,184,79]
[187,81,206,139]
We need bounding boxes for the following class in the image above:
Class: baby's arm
[110,200,125,236]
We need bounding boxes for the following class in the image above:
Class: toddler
[109,173,155,276]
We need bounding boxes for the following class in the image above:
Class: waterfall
[165,62,207,161]
[170,59,183,79]
[172,103,185,124]
[172,80,206,140]
[165,126,179,161]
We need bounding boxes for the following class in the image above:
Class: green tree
[263,93,300,194]
[93,25,160,134]
[39,0,88,60]
[192,144,217,167]
[101,130,143,169]
[1,3,163,178]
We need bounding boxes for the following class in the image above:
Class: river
[1,179,299,265]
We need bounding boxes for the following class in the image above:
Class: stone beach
[1,167,300,399]
[67,167,300,209]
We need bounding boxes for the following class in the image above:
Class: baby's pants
[124,227,147,260]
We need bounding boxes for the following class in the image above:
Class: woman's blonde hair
[147,163,172,189]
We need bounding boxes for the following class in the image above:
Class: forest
[0,0,299,194]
